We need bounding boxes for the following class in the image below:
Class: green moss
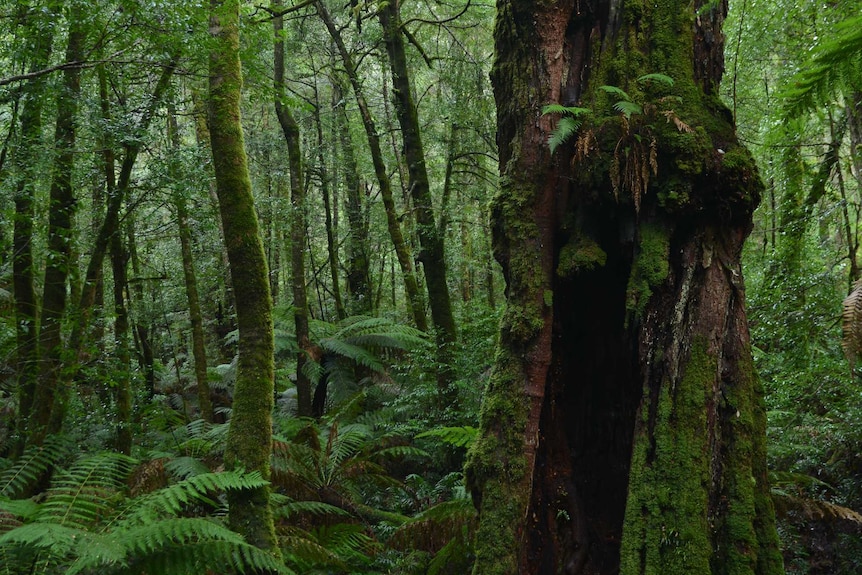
[557,233,608,277]
[620,337,715,575]
[626,223,670,320]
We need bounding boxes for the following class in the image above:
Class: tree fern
[781,12,862,116]
[0,435,73,498]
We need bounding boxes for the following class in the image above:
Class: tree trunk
[26,8,84,446]
[378,0,458,402]
[169,109,214,422]
[333,76,372,315]
[11,3,55,453]
[109,223,132,455]
[208,0,279,554]
[465,1,784,574]
[273,1,313,418]
[316,0,428,332]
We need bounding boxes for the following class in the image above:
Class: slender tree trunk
[109,224,132,455]
[466,1,784,573]
[127,220,156,398]
[26,7,84,446]
[313,84,347,320]
[378,0,458,402]
[273,1,313,418]
[333,77,372,315]
[316,1,428,331]
[209,0,279,553]
[168,110,214,422]
[11,4,55,452]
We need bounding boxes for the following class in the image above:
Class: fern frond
[541,104,591,116]
[614,100,643,118]
[841,278,862,370]
[126,537,293,575]
[415,426,479,448]
[0,435,72,498]
[548,116,581,153]
[390,499,477,553]
[320,338,385,373]
[164,456,211,480]
[276,500,352,519]
[600,85,631,101]
[37,452,136,529]
[781,12,862,116]
[282,526,349,571]
[637,73,674,87]
[122,470,268,525]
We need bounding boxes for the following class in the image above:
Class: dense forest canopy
[0,0,859,573]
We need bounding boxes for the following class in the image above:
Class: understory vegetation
[0,0,860,573]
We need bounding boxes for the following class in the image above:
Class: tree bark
[109,222,132,455]
[169,109,214,422]
[209,0,279,554]
[333,75,372,315]
[273,1,313,417]
[466,0,784,573]
[11,3,56,452]
[316,0,428,332]
[378,0,458,402]
[26,6,84,446]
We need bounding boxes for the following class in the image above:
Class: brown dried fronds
[663,110,694,133]
[842,278,862,371]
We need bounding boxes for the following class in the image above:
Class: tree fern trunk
[208,0,279,554]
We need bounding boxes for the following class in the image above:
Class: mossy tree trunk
[11,2,56,453]
[208,0,279,554]
[334,75,372,316]
[465,0,784,574]
[378,0,458,402]
[26,5,84,446]
[169,109,213,422]
[274,1,313,417]
[316,0,428,332]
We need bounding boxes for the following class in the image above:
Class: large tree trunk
[208,0,279,554]
[465,1,784,574]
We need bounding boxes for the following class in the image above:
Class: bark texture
[208,0,279,554]
[465,0,784,574]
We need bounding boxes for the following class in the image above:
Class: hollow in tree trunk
[465,0,784,573]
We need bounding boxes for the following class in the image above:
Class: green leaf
[600,85,631,101]
[548,116,581,153]
[541,104,591,116]
[614,100,643,118]
[637,73,675,87]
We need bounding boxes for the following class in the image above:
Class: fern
[0,435,73,498]
[637,73,675,87]
[781,12,862,116]
[600,84,632,101]
[415,426,478,448]
[842,278,862,371]
[541,105,591,154]
[614,100,644,119]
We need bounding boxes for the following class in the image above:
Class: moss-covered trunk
[316,0,428,332]
[466,0,784,573]
[273,2,312,417]
[208,0,279,554]
[26,7,84,446]
[378,0,458,402]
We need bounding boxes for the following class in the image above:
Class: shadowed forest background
[0,0,861,573]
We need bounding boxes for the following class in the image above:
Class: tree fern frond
[127,538,293,575]
[276,500,351,519]
[614,100,643,119]
[541,104,591,116]
[416,426,479,448]
[390,499,477,553]
[164,456,210,480]
[282,528,348,571]
[0,435,73,498]
[121,470,268,525]
[37,452,137,528]
[0,498,40,526]
[319,338,385,373]
[781,12,862,116]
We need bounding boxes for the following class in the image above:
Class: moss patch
[626,223,670,320]
[557,232,608,277]
[619,337,715,575]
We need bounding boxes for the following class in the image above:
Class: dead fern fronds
[841,278,862,371]
[663,110,694,133]
[649,137,658,175]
